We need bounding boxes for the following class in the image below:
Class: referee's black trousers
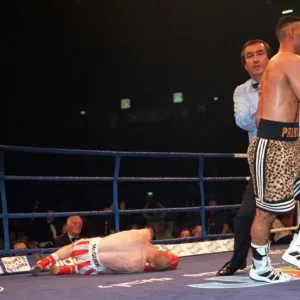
[230,178,256,268]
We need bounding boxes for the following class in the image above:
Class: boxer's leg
[249,138,294,283]
[282,173,300,267]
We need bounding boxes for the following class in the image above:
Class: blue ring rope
[0,145,247,158]
[0,145,248,256]
[3,176,249,182]
[0,205,241,219]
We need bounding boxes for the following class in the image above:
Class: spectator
[53,216,83,247]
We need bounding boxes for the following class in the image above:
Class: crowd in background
[0,195,294,256]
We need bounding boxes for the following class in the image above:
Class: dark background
[1,0,300,212]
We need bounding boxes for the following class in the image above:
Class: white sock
[251,242,269,255]
[251,242,270,270]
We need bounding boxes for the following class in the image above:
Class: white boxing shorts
[71,237,107,275]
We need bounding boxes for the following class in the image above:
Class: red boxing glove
[144,262,155,271]
[166,252,178,270]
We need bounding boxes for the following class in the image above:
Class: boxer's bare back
[256,52,300,127]
[97,229,155,273]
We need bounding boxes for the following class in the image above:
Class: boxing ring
[0,145,299,300]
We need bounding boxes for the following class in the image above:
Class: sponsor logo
[92,244,100,268]
[55,257,77,266]
[184,271,219,278]
[282,127,298,138]
[183,262,282,278]
[278,266,300,278]
[188,276,271,289]
[269,249,285,255]
[188,266,300,289]
[1,256,31,273]
[98,277,173,288]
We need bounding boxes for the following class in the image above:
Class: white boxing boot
[250,242,292,283]
[282,233,300,269]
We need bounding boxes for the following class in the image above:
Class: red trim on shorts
[71,249,89,257]
[77,260,92,270]
[83,268,96,275]
[74,240,90,246]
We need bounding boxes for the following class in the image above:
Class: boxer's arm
[166,252,178,270]
[256,96,262,128]
[285,54,300,101]
[144,262,155,271]
[149,243,161,250]
[144,252,178,271]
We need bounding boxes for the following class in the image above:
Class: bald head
[67,215,82,225]
[276,16,300,41]
[67,216,82,236]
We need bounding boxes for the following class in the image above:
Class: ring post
[113,155,121,232]
[0,150,10,253]
[198,155,207,238]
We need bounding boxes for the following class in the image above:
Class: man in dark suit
[53,216,83,247]
[31,209,62,246]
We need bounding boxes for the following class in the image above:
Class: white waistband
[88,237,106,272]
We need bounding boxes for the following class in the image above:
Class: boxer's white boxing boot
[250,242,292,283]
[282,233,300,269]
